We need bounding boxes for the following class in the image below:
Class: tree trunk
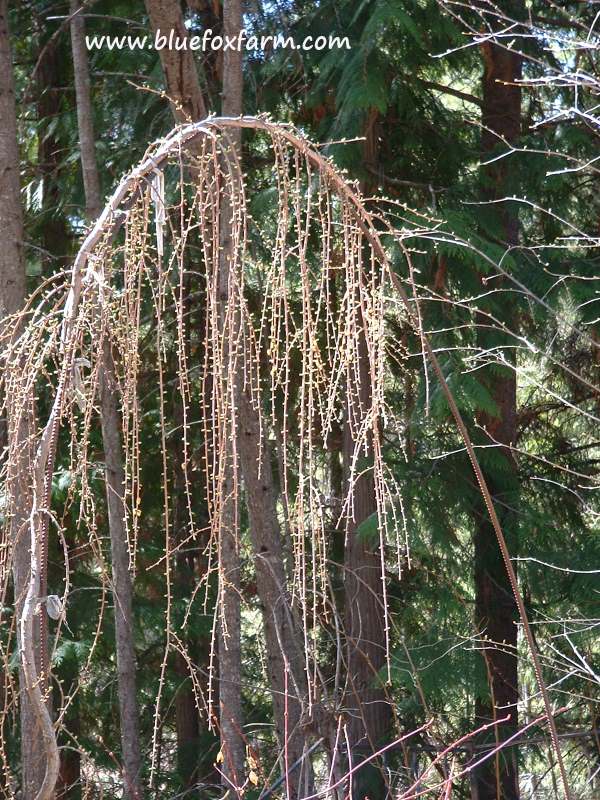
[35,23,72,274]
[170,320,203,791]
[342,330,388,800]
[69,5,143,797]
[341,113,388,800]
[174,650,200,789]
[0,3,52,797]
[143,0,206,124]
[215,0,245,791]
[54,654,81,800]
[99,351,143,800]
[238,388,314,798]
[143,3,313,792]
[474,32,522,800]
[69,0,101,220]
[142,0,245,789]
[35,20,78,797]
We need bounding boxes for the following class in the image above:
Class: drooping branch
[6,114,571,800]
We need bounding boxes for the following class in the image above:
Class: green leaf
[357,510,380,545]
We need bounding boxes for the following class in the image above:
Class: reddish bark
[474,33,522,800]
[343,324,388,799]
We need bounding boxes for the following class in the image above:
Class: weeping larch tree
[1,1,599,800]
